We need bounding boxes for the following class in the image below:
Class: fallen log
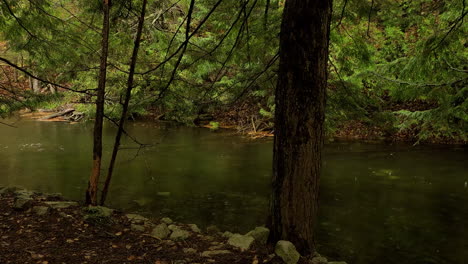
[40,108,75,120]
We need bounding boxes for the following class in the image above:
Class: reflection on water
[0,120,467,264]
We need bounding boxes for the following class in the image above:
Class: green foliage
[1,0,466,142]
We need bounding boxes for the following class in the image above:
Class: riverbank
[0,186,345,264]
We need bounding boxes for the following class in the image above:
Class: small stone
[310,256,328,264]
[32,206,50,216]
[201,250,232,257]
[151,223,170,239]
[14,189,35,198]
[45,201,78,209]
[206,225,220,234]
[84,206,113,218]
[126,214,148,225]
[246,226,270,245]
[227,234,255,251]
[46,193,63,200]
[183,248,197,254]
[170,229,190,241]
[168,224,178,231]
[130,224,145,232]
[13,197,32,210]
[188,224,201,233]
[275,240,300,264]
[0,186,20,195]
[222,231,234,238]
[161,217,173,224]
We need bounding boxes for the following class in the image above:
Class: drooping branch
[2,0,36,38]
[0,57,95,94]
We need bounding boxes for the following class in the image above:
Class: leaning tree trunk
[86,0,111,206]
[100,0,147,206]
[268,0,332,256]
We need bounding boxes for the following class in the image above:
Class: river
[0,119,467,263]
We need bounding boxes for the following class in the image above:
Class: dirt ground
[0,188,287,264]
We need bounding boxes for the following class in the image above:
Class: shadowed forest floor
[0,189,284,264]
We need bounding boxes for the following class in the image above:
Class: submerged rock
[32,206,50,216]
[328,262,348,264]
[246,226,270,245]
[151,223,170,239]
[227,234,255,251]
[275,240,300,264]
[45,201,78,209]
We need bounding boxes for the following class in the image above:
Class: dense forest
[0,0,467,264]
[1,0,466,143]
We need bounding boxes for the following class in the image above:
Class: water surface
[0,119,466,264]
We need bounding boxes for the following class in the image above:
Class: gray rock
[206,225,220,234]
[275,240,300,264]
[227,234,255,251]
[84,206,113,218]
[188,224,201,233]
[201,250,232,257]
[168,224,178,231]
[14,189,35,198]
[151,223,170,239]
[131,224,145,232]
[246,226,270,245]
[183,248,197,254]
[310,256,328,264]
[45,201,78,209]
[222,231,234,238]
[13,197,32,210]
[161,217,173,224]
[46,193,63,200]
[126,214,148,225]
[0,186,21,195]
[170,229,190,241]
[32,206,50,216]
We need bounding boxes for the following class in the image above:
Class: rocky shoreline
[0,186,347,264]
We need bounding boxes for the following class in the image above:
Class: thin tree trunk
[100,0,147,206]
[268,0,332,256]
[32,76,40,93]
[86,0,111,206]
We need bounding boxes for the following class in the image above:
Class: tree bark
[268,0,332,256]
[86,0,111,206]
[100,0,147,206]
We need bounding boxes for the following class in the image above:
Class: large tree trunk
[100,0,147,206]
[268,0,332,256]
[86,0,111,205]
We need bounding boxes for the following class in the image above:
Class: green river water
[0,119,467,264]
